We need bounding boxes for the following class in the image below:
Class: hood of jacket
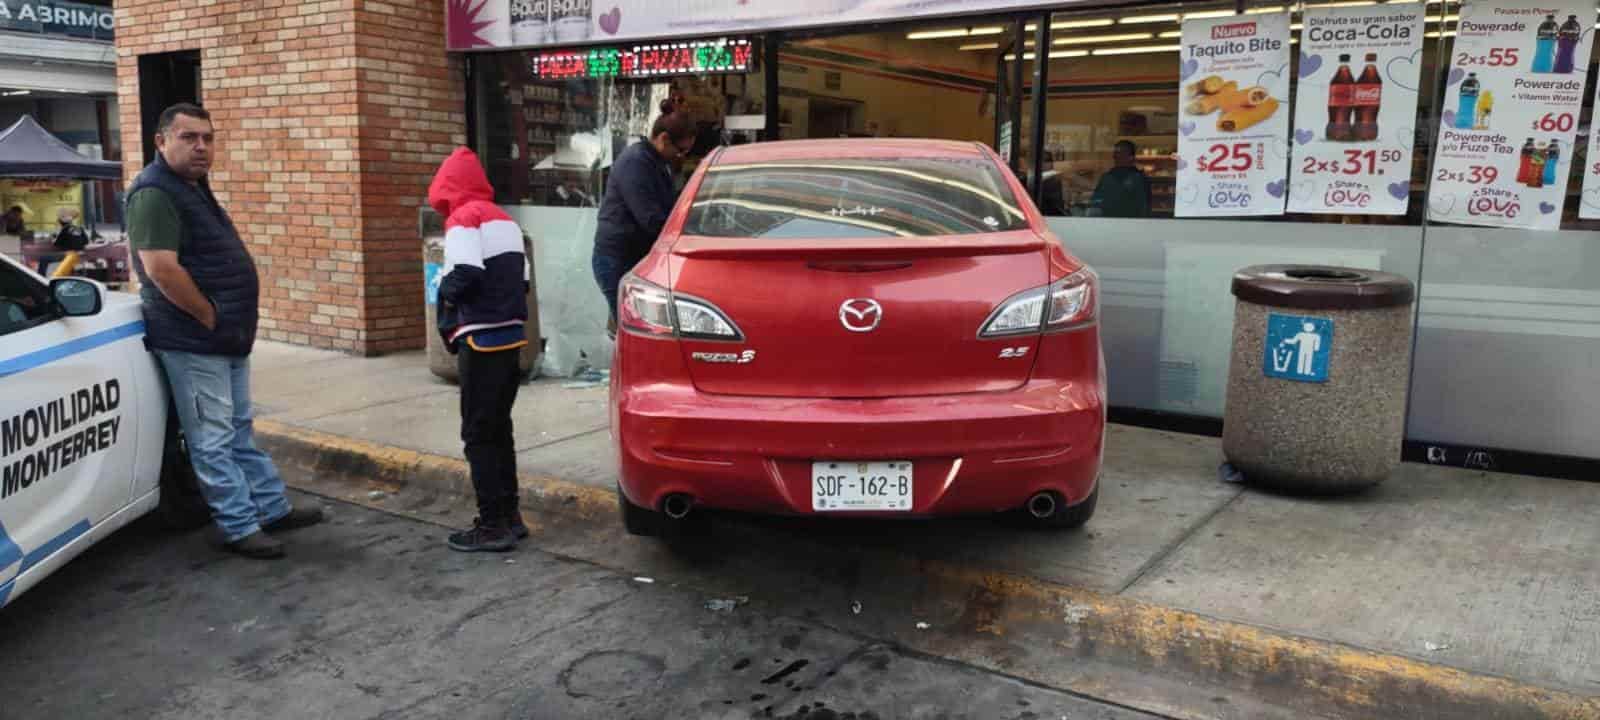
[428,147,494,218]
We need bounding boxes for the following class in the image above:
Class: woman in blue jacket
[592,99,697,335]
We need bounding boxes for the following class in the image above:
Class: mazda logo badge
[839,299,882,332]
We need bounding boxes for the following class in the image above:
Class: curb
[255,419,1599,720]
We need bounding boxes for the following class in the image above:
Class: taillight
[979,268,1098,337]
[619,274,743,341]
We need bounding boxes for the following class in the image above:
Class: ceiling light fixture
[1055,32,1156,45]
[1092,44,1182,55]
[906,28,969,39]
[1005,50,1093,61]
[1051,18,1116,29]
[1119,13,1179,24]
[906,26,1005,40]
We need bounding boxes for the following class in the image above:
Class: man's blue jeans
[154,350,291,543]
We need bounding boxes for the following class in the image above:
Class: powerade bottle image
[1456,73,1479,130]
[1533,15,1558,73]
[1555,15,1582,74]
[1544,139,1561,186]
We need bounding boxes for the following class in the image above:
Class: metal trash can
[1223,265,1415,494]
[422,208,542,382]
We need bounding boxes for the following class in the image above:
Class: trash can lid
[1231,265,1414,310]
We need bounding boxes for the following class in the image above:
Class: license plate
[812,461,913,511]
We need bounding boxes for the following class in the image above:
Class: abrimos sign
[0,0,115,42]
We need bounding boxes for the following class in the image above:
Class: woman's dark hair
[651,98,696,143]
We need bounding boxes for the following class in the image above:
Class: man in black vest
[128,103,322,559]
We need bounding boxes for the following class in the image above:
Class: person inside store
[591,98,697,339]
[1090,140,1152,218]
[1,205,25,235]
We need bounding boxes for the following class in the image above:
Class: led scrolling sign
[531,38,755,80]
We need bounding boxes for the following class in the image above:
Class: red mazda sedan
[610,139,1105,538]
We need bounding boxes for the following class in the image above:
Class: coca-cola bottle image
[552,0,592,42]
[1543,138,1561,186]
[1517,138,1536,184]
[1353,53,1382,141]
[1533,15,1558,72]
[1555,15,1582,74]
[1455,73,1479,130]
[511,0,551,45]
[1326,54,1355,141]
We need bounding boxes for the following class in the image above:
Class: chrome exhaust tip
[661,493,694,520]
[1027,492,1058,519]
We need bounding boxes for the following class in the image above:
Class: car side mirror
[51,277,104,317]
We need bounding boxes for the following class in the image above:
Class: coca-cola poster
[1288,5,1425,215]
[1176,13,1293,217]
[1427,0,1593,230]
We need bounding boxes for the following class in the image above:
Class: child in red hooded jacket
[428,147,530,552]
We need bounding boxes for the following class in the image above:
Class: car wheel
[1015,483,1098,530]
[156,408,211,531]
[618,485,661,537]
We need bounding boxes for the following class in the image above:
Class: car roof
[711,138,992,166]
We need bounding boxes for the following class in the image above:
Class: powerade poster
[1177,13,1292,217]
[1427,0,1593,230]
[1289,5,1425,215]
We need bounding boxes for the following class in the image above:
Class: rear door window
[683,156,1030,239]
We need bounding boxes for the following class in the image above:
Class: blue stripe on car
[0,519,92,608]
[18,520,93,575]
[0,321,144,379]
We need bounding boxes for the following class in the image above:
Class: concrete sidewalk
[248,341,1600,718]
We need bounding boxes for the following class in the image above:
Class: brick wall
[114,0,466,354]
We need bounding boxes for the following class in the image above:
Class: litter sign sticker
[424,262,443,305]
[1265,313,1333,382]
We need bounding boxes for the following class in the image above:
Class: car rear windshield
[681,156,1030,239]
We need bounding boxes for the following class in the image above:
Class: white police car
[0,252,207,608]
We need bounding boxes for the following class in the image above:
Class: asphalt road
[0,490,1171,720]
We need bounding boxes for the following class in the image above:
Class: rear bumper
[613,377,1104,518]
